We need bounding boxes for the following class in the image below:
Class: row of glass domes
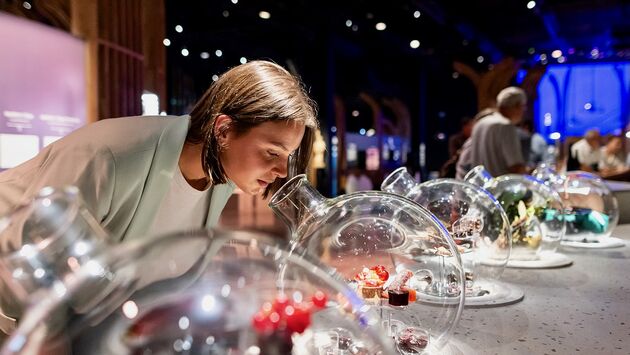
[0,164,618,354]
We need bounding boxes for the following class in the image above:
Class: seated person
[345,166,373,193]
[599,136,627,176]
[570,129,601,172]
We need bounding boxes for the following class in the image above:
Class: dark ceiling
[165,0,630,70]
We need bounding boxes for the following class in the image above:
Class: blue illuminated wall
[535,62,630,142]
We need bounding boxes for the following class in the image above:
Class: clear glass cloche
[269,174,465,352]
[0,186,111,329]
[381,167,512,300]
[533,165,619,241]
[465,166,566,260]
[2,229,394,354]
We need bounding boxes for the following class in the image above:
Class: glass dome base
[561,237,626,249]
[505,251,572,268]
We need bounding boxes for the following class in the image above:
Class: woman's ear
[214,114,232,138]
[214,114,232,148]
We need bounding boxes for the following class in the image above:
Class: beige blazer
[0,115,234,327]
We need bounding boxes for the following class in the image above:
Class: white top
[599,148,626,171]
[147,166,212,237]
[571,138,601,167]
[346,174,373,193]
[468,112,524,177]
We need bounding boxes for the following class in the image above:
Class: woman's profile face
[220,120,306,195]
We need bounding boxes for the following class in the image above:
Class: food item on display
[354,265,389,299]
[396,327,429,353]
[251,291,328,343]
[388,289,410,306]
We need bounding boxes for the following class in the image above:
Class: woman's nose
[272,159,288,179]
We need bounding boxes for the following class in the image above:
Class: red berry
[272,294,292,313]
[285,305,311,334]
[252,311,276,334]
[311,291,328,309]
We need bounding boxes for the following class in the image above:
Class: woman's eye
[267,151,279,158]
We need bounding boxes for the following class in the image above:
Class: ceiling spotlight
[240,57,247,64]
[215,49,223,57]
[375,22,386,31]
[200,52,210,59]
[539,53,547,61]
[410,40,420,49]
[22,1,31,10]
[163,38,171,46]
[557,56,566,63]
[212,75,219,82]
[181,48,189,57]
[259,11,271,19]
[223,10,229,17]
[352,25,358,31]
[551,50,562,58]
[527,1,536,9]
[477,56,484,63]
[175,25,183,33]
[452,72,460,79]
[231,0,238,3]
[413,11,421,18]
[528,47,536,54]
[346,20,352,27]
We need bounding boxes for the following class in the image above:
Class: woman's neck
[179,143,210,191]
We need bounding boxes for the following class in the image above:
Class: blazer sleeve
[0,141,116,250]
[0,141,116,324]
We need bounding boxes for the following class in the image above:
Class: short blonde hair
[187,60,319,197]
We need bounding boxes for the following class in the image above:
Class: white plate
[506,251,573,269]
[561,237,626,249]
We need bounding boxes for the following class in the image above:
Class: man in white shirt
[468,87,528,177]
[570,129,601,172]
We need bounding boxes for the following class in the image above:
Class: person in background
[345,159,373,193]
[569,129,601,172]
[468,87,528,177]
[448,116,474,158]
[519,119,548,169]
[599,135,626,175]
[454,108,495,180]
[0,60,319,324]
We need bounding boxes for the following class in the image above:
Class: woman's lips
[258,180,269,188]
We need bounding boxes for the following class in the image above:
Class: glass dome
[269,174,465,352]
[0,186,110,328]
[381,167,512,300]
[465,166,566,261]
[533,166,619,241]
[2,229,393,354]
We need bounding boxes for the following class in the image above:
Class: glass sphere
[465,166,566,260]
[0,186,110,322]
[533,166,619,240]
[3,229,393,354]
[269,174,465,351]
[381,167,511,297]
